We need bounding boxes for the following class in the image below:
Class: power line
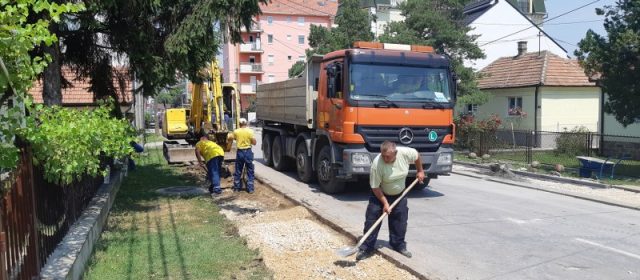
[480,0,601,47]
[272,37,306,55]
[472,19,604,26]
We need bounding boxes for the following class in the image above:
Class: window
[267,34,273,44]
[286,35,292,41]
[298,56,305,62]
[267,54,274,65]
[298,35,305,45]
[326,62,343,98]
[298,17,304,26]
[267,16,273,24]
[287,16,292,23]
[467,104,478,115]
[268,75,275,83]
[508,97,523,115]
[287,55,292,61]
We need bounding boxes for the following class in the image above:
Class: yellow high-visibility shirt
[233,128,255,149]
[195,140,224,162]
[370,147,419,196]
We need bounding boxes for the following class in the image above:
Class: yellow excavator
[162,60,241,163]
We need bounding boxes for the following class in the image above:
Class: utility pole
[133,73,144,131]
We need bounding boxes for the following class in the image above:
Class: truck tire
[316,146,345,193]
[272,135,291,171]
[406,177,431,191]
[263,134,274,166]
[295,142,315,183]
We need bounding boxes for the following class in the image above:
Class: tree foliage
[575,0,640,126]
[306,0,373,56]
[0,0,83,171]
[288,61,305,78]
[378,0,484,104]
[39,0,266,108]
[155,86,183,109]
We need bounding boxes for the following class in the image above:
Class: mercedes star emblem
[398,127,414,145]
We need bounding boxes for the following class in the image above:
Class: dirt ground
[184,164,418,280]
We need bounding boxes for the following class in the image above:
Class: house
[221,0,338,112]
[28,67,133,113]
[599,96,640,160]
[472,42,600,136]
[463,0,568,70]
[358,0,406,39]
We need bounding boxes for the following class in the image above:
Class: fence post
[586,132,592,157]
[527,131,532,164]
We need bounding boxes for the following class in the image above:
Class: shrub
[20,101,135,185]
[455,114,502,155]
[554,126,590,156]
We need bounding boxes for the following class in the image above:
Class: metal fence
[455,129,640,179]
[0,143,105,279]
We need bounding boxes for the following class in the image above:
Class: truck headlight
[437,153,452,165]
[351,153,371,165]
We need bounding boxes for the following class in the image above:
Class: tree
[1,0,83,170]
[288,61,306,78]
[378,0,486,105]
[37,0,266,111]
[575,0,640,126]
[155,86,183,109]
[288,0,373,75]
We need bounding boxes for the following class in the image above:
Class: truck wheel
[406,177,431,191]
[263,134,274,166]
[296,142,314,183]
[316,146,345,193]
[272,135,291,171]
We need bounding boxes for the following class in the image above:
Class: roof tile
[28,68,133,105]
[478,51,595,89]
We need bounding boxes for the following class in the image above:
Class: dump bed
[256,55,321,128]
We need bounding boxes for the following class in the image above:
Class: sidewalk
[452,162,640,211]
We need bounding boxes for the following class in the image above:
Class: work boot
[355,249,373,261]
[395,248,412,258]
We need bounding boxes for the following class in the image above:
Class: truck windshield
[349,64,452,104]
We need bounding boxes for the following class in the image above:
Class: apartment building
[222,0,337,112]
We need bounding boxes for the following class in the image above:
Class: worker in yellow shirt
[229,118,257,193]
[195,134,225,195]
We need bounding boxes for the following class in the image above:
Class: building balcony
[240,83,258,94]
[241,22,262,33]
[239,63,263,74]
[239,42,263,53]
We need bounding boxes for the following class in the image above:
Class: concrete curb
[452,166,640,211]
[40,169,125,280]
[253,174,437,280]
[454,160,640,193]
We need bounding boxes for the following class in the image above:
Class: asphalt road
[251,128,640,280]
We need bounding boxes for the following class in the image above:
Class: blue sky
[543,0,616,57]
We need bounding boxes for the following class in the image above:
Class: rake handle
[355,178,420,249]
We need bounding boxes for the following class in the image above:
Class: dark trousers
[359,193,408,252]
[233,149,255,191]
[207,156,223,193]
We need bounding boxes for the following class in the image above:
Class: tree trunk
[42,24,61,106]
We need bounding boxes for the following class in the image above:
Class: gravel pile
[240,218,343,252]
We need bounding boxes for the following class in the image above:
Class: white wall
[539,87,600,132]
[466,0,567,70]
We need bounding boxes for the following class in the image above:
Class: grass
[142,132,166,144]
[84,148,272,280]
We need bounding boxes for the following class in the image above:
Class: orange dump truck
[257,42,456,193]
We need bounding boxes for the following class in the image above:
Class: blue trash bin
[579,167,592,178]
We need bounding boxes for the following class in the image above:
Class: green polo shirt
[370,147,419,195]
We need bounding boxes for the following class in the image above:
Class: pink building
[222,0,338,112]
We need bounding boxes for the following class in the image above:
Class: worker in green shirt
[356,140,425,261]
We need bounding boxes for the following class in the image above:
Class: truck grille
[356,125,451,152]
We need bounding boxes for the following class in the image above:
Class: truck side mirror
[326,65,336,77]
